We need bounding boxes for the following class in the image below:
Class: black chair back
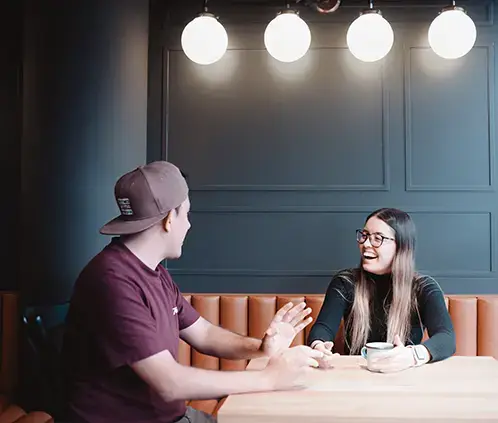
[20,304,69,421]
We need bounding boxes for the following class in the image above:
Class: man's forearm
[202,325,265,360]
[166,365,273,401]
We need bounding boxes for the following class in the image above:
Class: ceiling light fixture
[346,0,394,62]
[181,0,228,65]
[264,2,312,63]
[428,1,477,60]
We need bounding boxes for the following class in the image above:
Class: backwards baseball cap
[100,161,189,235]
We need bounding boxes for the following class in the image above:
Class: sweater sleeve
[307,273,352,346]
[418,276,456,362]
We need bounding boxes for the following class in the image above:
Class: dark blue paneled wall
[3,1,497,302]
[148,0,498,295]
[0,0,22,292]
[20,0,150,304]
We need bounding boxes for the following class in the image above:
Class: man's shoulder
[73,242,143,296]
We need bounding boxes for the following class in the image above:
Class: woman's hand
[312,341,340,369]
[367,335,416,373]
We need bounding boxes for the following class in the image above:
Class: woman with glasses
[307,208,456,372]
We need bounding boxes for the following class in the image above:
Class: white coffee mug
[361,342,394,371]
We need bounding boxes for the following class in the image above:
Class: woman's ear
[163,212,172,233]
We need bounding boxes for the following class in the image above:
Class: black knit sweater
[307,270,456,362]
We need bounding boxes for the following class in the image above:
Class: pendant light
[346,0,394,62]
[181,0,228,65]
[264,1,311,63]
[428,1,477,60]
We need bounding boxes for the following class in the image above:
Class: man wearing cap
[61,161,324,423]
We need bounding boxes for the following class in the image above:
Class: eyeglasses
[356,229,395,248]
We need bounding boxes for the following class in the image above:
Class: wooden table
[217,355,498,423]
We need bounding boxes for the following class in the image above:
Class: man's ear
[163,211,173,233]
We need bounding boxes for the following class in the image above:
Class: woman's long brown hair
[342,208,423,354]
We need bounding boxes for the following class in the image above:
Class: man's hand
[131,346,323,402]
[261,302,313,357]
[264,345,324,391]
[312,341,340,369]
[367,335,416,373]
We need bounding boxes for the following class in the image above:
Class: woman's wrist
[407,345,431,366]
[310,340,325,349]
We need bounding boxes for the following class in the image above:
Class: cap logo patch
[117,198,134,216]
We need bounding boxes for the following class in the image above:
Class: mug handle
[361,346,367,359]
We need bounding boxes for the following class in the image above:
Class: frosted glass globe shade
[428,7,477,59]
[347,11,394,62]
[181,14,228,65]
[264,11,311,63]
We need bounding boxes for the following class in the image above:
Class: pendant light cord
[203,0,208,12]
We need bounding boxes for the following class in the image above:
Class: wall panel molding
[170,208,494,278]
[404,43,496,192]
[190,205,492,213]
[163,47,391,192]
[151,0,498,294]
[169,268,497,278]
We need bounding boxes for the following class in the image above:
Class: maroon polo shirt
[62,238,200,423]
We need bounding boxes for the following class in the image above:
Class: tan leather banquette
[180,293,498,416]
[0,292,53,423]
[2,292,498,420]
